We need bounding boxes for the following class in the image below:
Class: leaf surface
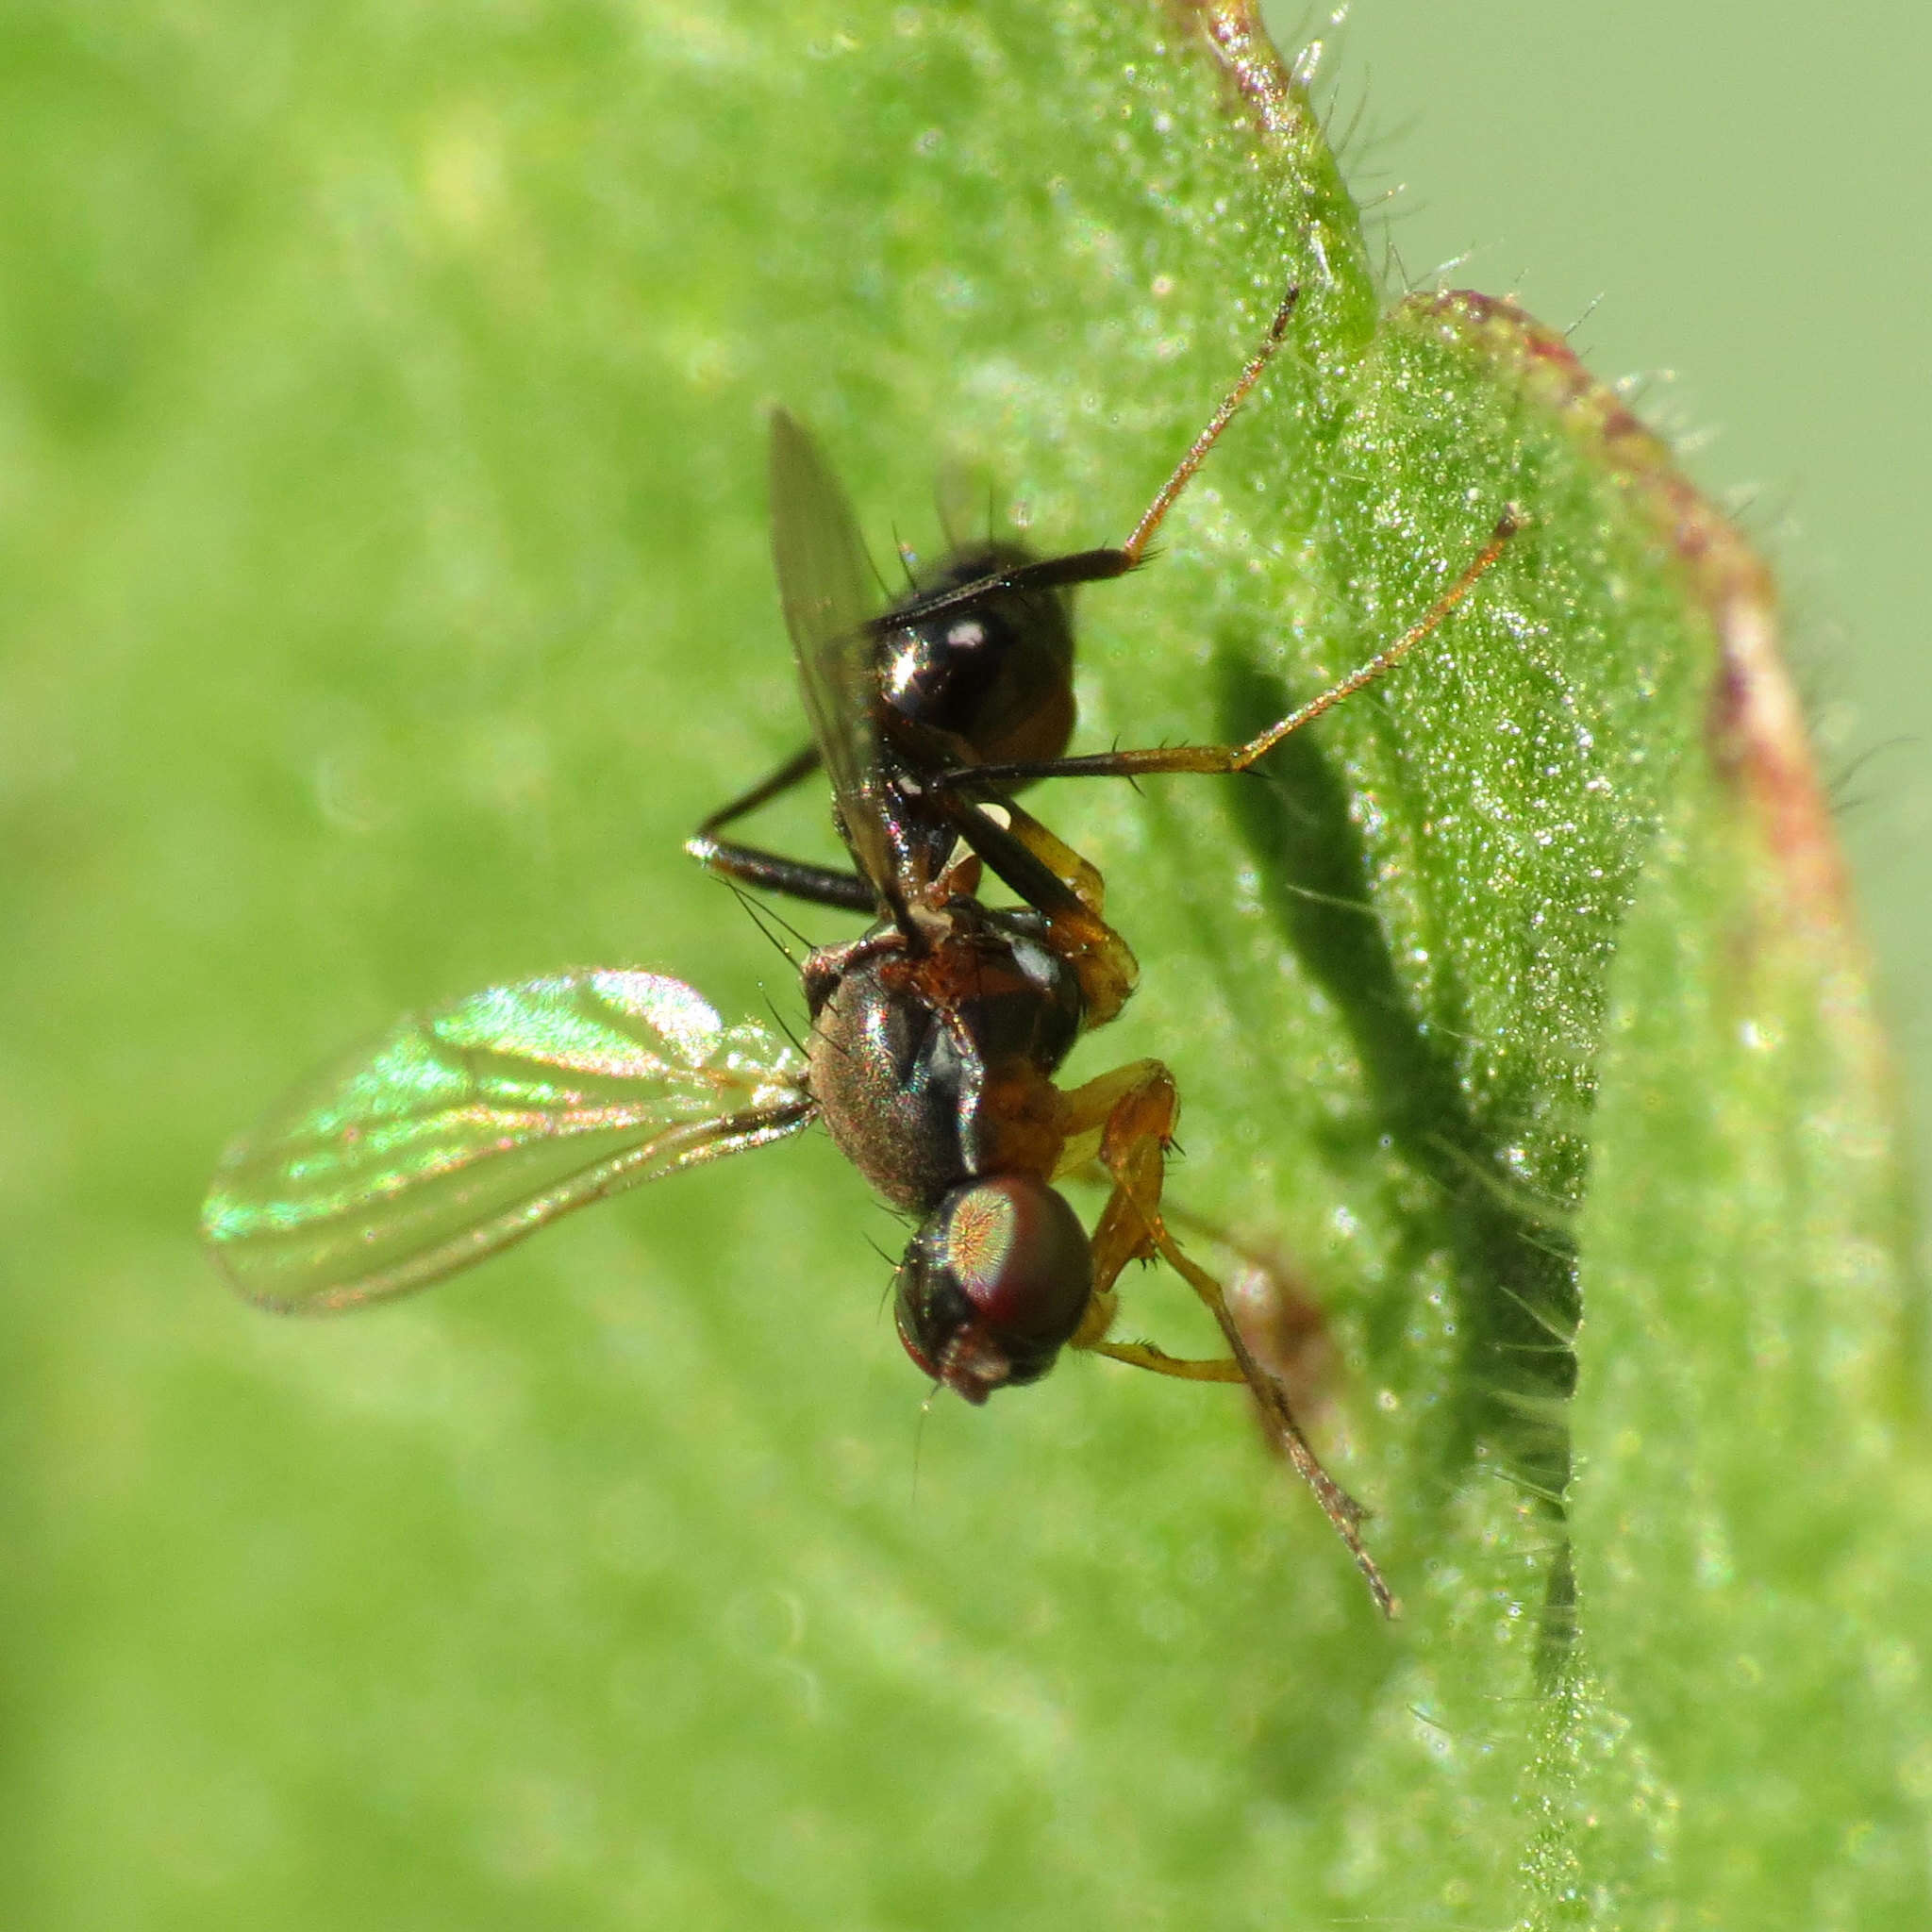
[1,2,1921,1926]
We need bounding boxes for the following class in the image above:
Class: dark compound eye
[893,1174,1092,1404]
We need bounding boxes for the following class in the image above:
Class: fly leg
[1161,1205,1335,1430]
[869,287,1306,631]
[938,791,1140,1026]
[686,743,878,913]
[941,508,1525,797]
[1049,1061,1249,1374]
[1056,1059,1398,1616]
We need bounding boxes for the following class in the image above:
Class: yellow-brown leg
[992,795,1109,918]
[1088,1339,1245,1382]
[995,794,1140,1026]
[1155,1233,1396,1616]
[937,787,1141,1027]
[1052,1059,1177,1300]
[1055,1058,1398,1617]
[946,508,1524,799]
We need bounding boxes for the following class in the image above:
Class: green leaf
[3,1,1922,1925]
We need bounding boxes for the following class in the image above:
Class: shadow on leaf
[1214,647,1584,1686]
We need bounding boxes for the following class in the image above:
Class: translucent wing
[203,970,813,1313]
[767,408,898,901]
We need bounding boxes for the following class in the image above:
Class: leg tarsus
[1090,1339,1246,1384]
[1119,283,1302,561]
[1157,1230,1398,1617]
[1058,1058,1399,1616]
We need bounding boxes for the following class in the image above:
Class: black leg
[688,741,877,912]
[686,834,878,913]
[867,547,1137,632]
[693,742,821,841]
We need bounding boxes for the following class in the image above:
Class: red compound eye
[892,1174,1092,1404]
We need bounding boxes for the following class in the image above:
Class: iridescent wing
[203,969,813,1313]
[767,409,898,902]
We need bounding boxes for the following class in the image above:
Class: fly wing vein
[203,970,812,1312]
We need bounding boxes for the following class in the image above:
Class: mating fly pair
[203,287,1520,1613]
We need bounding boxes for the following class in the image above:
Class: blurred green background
[2,1,1923,1926]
